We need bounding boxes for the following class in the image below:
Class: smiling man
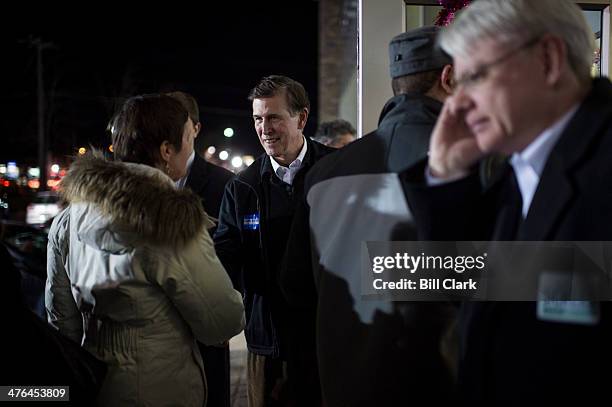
[214,75,333,406]
[252,84,306,167]
[402,0,612,405]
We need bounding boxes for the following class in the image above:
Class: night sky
[1,2,319,167]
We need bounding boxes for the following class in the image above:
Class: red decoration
[435,0,472,27]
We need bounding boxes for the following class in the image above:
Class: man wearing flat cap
[280,26,457,405]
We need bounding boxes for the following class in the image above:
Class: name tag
[536,270,600,325]
[243,213,260,230]
[537,301,600,325]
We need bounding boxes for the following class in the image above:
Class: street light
[231,156,243,168]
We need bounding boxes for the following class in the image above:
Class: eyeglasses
[453,36,542,91]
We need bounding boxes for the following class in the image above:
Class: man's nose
[262,119,273,134]
[449,86,474,116]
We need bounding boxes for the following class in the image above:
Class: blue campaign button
[243,213,260,230]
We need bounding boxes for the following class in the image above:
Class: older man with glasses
[402,0,612,405]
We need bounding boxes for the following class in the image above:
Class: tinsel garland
[435,0,471,26]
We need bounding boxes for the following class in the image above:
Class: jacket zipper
[234,174,280,357]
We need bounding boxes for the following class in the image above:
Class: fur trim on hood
[60,151,213,247]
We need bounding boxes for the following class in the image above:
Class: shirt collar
[269,136,308,175]
[509,104,579,217]
[175,150,196,189]
[511,104,579,178]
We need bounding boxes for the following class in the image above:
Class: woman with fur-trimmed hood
[45,94,245,406]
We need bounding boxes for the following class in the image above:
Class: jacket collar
[61,151,213,247]
[185,153,210,194]
[378,92,443,129]
[238,137,333,188]
[521,78,612,239]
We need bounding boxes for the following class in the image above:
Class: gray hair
[439,0,595,84]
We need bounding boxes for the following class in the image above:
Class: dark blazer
[183,153,233,407]
[402,78,612,405]
[185,153,234,218]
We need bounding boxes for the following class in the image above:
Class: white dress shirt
[270,137,308,185]
[175,150,195,189]
[510,105,579,217]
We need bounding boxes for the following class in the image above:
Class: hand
[428,96,486,180]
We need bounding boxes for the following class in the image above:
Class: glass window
[581,8,604,77]
[403,2,607,77]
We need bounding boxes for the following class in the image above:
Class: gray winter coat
[46,153,245,406]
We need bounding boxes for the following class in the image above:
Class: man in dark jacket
[280,27,458,406]
[185,153,233,219]
[167,91,233,218]
[214,75,334,406]
[402,1,612,404]
[167,91,233,407]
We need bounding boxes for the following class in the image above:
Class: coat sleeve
[213,180,245,291]
[45,208,84,345]
[149,230,245,346]
[400,159,487,241]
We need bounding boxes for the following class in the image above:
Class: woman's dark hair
[110,94,188,167]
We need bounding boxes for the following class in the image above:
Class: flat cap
[389,26,451,79]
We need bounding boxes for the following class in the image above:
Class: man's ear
[194,122,202,138]
[539,34,566,87]
[298,108,309,130]
[440,64,454,95]
[159,140,172,162]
